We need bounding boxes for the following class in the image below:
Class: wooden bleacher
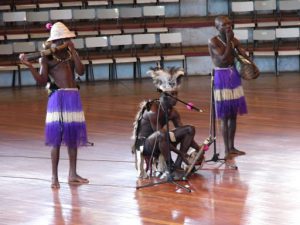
[0,0,299,86]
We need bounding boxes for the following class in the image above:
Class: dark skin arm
[19,55,49,86]
[170,110,200,150]
[147,102,167,132]
[19,39,84,88]
[208,37,234,68]
[66,39,84,76]
[166,107,201,151]
[169,108,183,128]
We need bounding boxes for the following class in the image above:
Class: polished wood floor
[0,73,300,225]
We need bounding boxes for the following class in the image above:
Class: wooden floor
[0,73,300,225]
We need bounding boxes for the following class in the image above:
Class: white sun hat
[47,22,76,42]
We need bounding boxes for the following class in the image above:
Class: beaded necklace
[217,35,235,48]
[52,50,72,62]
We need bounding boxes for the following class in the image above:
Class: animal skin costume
[132,66,184,178]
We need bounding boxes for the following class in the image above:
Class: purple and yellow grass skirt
[45,88,88,148]
[214,67,247,119]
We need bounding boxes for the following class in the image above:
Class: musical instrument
[182,136,214,179]
[21,43,68,61]
[233,48,260,80]
[217,36,260,80]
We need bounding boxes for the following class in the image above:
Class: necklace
[217,36,226,46]
[217,35,235,48]
[52,51,72,62]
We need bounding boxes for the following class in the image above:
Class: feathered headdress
[147,64,184,92]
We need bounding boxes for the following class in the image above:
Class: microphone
[157,89,203,112]
[186,102,203,113]
[21,43,68,61]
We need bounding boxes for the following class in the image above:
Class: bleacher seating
[253,28,277,72]
[0,0,299,87]
[3,11,27,24]
[254,0,277,27]
[61,1,83,8]
[113,0,134,5]
[0,42,16,77]
[86,0,110,7]
[38,2,60,9]
[96,8,119,28]
[133,33,158,77]
[133,33,157,52]
[72,8,96,31]
[136,0,157,4]
[119,7,143,21]
[85,36,113,80]
[253,29,276,51]
[143,5,165,27]
[275,27,300,75]
[0,43,15,68]
[230,1,255,28]
[0,2,11,12]
[278,0,300,27]
[159,32,185,70]
[110,34,137,79]
[6,34,29,41]
[159,0,180,2]
[233,28,250,50]
[27,11,50,25]
[15,4,36,11]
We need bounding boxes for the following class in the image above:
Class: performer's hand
[225,28,234,43]
[64,39,75,52]
[231,39,239,49]
[19,53,32,67]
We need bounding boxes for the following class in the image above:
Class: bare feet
[68,175,89,185]
[229,148,246,156]
[224,153,233,161]
[51,177,60,189]
[224,154,238,169]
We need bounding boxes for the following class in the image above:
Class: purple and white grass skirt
[45,88,88,148]
[214,67,247,119]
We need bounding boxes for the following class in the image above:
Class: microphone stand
[136,92,191,192]
[205,70,237,169]
[205,71,226,164]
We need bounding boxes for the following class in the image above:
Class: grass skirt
[45,89,88,148]
[214,67,247,119]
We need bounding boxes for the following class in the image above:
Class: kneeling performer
[132,65,204,178]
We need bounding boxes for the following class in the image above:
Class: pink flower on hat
[45,23,53,31]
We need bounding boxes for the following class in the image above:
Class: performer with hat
[132,65,204,178]
[19,22,89,188]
